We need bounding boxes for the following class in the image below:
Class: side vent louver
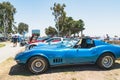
[53,58,63,63]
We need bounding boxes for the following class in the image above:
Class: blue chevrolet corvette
[15,37,120,74]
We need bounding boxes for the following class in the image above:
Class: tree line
[45,3,85,37]
[0,1,28,38]
[0,1,85,38]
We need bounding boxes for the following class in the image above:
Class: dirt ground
[0,58,120,80]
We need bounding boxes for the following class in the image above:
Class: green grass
[0,44,5,48]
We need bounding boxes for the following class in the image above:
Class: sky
[0,0,120,37]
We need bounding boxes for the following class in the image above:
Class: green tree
[71,19,85,37]
[51,3,66,36]
[18,22,29,34]
[60,17,85,37]
[45,26,57,36]
[78,19,85,37]
[12,24,18,33]
[50,3,85,37]
[63,17,74,36]
[0,1,16,37]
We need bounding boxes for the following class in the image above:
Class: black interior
[74,37,95,48]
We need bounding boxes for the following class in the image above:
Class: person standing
[13,35,18,47]
[106,34,110,40]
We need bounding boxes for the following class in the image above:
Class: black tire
[97,53,115,69]
[27,56,48,74]
[29,45,36,49]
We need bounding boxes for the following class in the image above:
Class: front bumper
[15,52,28,64]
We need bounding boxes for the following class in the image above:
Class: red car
[28,36,50,44]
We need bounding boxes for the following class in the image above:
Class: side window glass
[86,39,95,48]
[86,39,93,44]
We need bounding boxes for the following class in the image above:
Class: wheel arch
[96,51,116,63]
[26,54,50,67]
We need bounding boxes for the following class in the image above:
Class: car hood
[19,44,70,58]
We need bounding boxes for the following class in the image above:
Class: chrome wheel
[28,56,48,74]
[102,56,113,68]
[97,53,115,69]
[31,59,45,73]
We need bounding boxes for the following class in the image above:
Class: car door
[65,47,97,64]
[74,38,97,63]
[75,48,97,63]
[64,49,78,64]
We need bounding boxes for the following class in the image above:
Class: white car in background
[26,37,64,50]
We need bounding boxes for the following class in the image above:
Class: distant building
[32,29,40,36]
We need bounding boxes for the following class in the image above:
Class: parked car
[15,37,120,74]
[26,37,65,50]
[20,38,28,46]
[28,36,50,44]
[26,39,77,50]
